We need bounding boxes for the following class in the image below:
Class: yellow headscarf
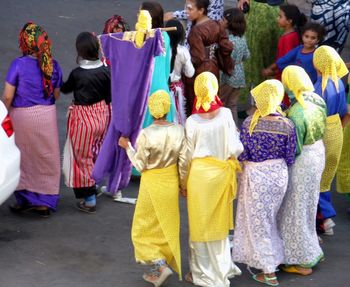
[249,79,284,135]
[194,72,219,112]
[281,65,314,109]
[135,10,152,48]
[148,90,171,119]
[313,45,348,93]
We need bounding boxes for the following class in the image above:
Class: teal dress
[142,31,175,127]
[133,32,175,176]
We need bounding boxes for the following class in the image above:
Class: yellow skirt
[187,157,241,242]
[131,164,181,278]
[337,121,350,193]
[320,114,343,192]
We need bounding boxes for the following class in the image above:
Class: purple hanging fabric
[92,29,164,194]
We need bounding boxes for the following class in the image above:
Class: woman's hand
[118,136,130,149]
[238,0,250,10]
[180,188,187,197]
[164,12,174,22]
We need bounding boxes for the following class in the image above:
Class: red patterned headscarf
[19,22,53,97]
[103,15,130,34]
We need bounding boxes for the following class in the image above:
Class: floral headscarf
[103,15,130,34]
[282,65,314,109]
[313,45,348,93]
[19,22,53,97]
[193,72,223,114]
[249,79,284,135]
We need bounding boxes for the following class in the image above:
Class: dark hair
[280,4,307,29]
[301,22,326,43]
[75,32,99,63]
[166,20,185,73]
[140,1,164,28]
[224,8,246,37]
[193,0,210,15]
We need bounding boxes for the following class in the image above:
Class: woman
[2,22,62,217]
[237,0,282,115]
[119,90,186,287]
[141,1,176,128]
[278,65,327,275]
[180,71,243,287]
[232,79,297,286]
[313,45,348,235]
[185,0,234,116]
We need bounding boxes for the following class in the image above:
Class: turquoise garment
[221,35,250,88]
[287,92,327,155]
[142,32,175,127]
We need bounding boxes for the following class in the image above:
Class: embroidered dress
[278,92,327,268]
[91,29,164,194]
[232,115,297,273]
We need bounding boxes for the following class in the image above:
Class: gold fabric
[282,65,314,109]
[320,114,343,192]
[249,79,284,135]
[336,122,350,193]
[134,10,152,48]
[187,157,241,242]
[132,164,181,278]
[126,123,187,173]
[194,71,219,112]
[313,45,348,93]
[148,90,171,119]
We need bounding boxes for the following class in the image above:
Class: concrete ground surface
[0,1,349,286]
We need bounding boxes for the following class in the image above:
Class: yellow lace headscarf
[148,90,171,119]
[135,10,152,48]
[194,72,218,112]
[313,45,348,93]
[282,65,314,109]
[249,79,284,135]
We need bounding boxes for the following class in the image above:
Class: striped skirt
[63,101,109,188]
[10,105,60,195]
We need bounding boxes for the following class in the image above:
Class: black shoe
[76,202,96,214]
[31,208,51,218]
[9,204,33,214]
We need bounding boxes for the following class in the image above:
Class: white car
[0,101,20,205]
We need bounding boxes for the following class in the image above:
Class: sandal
[76,202,96,214]
[253,273,279,286]
[143,265,173,287]
[280,265,312,276]
[185,272,193,284]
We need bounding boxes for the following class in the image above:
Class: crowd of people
[2,0,350,287]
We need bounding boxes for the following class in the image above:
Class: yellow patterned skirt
[337,121,350,193]
[131,164,181,278]
[320,114,343,192]
[187,157,241,242]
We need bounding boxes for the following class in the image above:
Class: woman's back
[185,107,243,160]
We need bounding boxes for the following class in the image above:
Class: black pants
[73,186,97,199]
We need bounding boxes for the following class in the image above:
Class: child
[276,22,325,84]
[262,4,307,80]
[61,32,111,213]
[220,8,250,125]
[185,0,233,116]
[313,45,349,235]
[102,14,130,34]
[166,19,195,125]
[118,90,186,286]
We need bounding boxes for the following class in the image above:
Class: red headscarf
[103,15,130,34]
[192,95,223,114]
[19,22,53,97]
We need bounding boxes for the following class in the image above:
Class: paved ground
[0,1,349,287]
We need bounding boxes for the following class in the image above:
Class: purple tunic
[239,114,297,166]
[92,29,164,193]
[6,56,62,107]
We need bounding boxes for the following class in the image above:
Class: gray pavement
[0,1,349,287]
